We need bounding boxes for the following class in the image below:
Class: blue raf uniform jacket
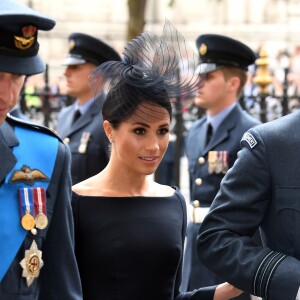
[181,104,260,292]
[0,115,82,299]
[186,104,260,208]
[198,109,300,300]
[56,94,109,185]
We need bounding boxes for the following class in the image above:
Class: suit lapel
[204,105,241,153]
[186,117,208,158]
[67,102,100,136]
[57,105,75,138]
[0,121,18,184]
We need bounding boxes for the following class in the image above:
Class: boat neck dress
[72,187,215,300]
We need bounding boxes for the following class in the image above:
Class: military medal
[78,132,91,154]
[19,188,35,230]
[35,213,48,230]
[20,240,44,287]
[215,151,223,174]
[208,151,217,174]
[33,187,48,230]
[21,211,35,231]
[222,151,229,173]
[208,151,229,174]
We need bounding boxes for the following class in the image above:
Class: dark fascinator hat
[89,19,202,123]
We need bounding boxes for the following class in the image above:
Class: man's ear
[228,76,240,93]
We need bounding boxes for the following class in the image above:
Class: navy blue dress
[72,187,215,300]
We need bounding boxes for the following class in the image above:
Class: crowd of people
[2,0,300,299]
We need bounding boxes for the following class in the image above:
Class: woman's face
[109,102,171,176]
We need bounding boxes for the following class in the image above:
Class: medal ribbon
[223,151,229,168]
[19,188,34,216]
[33,187,46,215]
[0,126,58,282]
[80,132,90,143]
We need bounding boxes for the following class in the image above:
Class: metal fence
[19,53,300,188]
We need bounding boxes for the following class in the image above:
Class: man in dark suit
[181,34,261,299]
[0,0,82,299]
[56,33,121,184]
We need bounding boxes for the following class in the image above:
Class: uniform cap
[0,0,55,76]
[195,34,256,74]
[63,32,121,66]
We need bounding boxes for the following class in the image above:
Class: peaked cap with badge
[63,32,121,66]
[0,0,55,76]
[196,33,256,74]
[58,33,121,184]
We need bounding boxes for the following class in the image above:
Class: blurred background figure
[181,33,261,300]
[56,32,121,184]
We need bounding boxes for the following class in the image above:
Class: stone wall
[18,0,300,83]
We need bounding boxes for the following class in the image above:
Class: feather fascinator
[89,19,202,123]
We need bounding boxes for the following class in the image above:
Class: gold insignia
[14,25,37,50]
[9,165,49,186]
[199,43,207,56]
[69,39,75,50]
[20,240,44,287]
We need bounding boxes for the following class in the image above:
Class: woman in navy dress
[71,20,242,300]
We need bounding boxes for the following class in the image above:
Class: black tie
[205,123,213,146]
[72,109,81,124]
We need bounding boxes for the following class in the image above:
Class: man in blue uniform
[197,94,300,298]
[56,33,121,184]
[0,0,82,299]
[181,34,260,299]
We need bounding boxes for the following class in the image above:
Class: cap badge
[69,39,75,50]
[199,43,207,56]
[14,25,37,50]
[9,165,49,186]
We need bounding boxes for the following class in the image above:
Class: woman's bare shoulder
[72,176,100,196]
[151,181,176,197]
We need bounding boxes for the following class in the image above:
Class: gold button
[193,200,200,208]
[64,137,70,144]
[198,157,205,164]
[195,178,202,186]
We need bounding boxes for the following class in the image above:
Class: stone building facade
[18,0,300,83]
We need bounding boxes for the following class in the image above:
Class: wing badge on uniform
[9,165,49,186]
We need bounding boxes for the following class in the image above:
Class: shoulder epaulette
[6,114,63,142]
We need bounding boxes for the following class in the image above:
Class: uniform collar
[207,102,236,133]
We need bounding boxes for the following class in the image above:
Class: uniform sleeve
[197,128,300,300]
[174,189,216,300]
[38,141,82,299]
